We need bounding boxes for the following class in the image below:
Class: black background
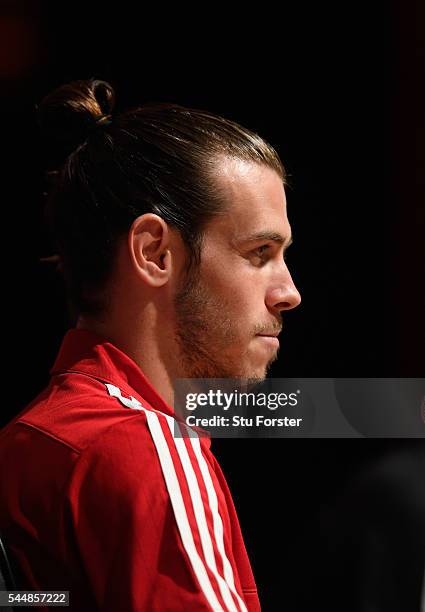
[1,1,424,610]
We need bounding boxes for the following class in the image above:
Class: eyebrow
[236,231,293,249]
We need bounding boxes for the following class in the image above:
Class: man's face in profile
[174,159,301,381]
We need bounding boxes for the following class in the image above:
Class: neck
[76,307,182,408]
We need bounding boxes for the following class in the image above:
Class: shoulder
[64,414,171,511]
[12,374,159,454]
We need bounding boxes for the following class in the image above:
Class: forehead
[209,159,289,243]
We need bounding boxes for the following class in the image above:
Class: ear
[128,213,172,288]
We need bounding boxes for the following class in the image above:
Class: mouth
[257,332,280,338]
[255,334,280,348]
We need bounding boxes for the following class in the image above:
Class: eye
[254,245,269,257]
[249,244,291,266]
[250,244,270,266]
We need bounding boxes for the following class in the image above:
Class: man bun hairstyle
[37,77,285,321]
[38,79,115,161]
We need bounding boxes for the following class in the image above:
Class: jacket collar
[49,328,211,446]
[50,328,174,418]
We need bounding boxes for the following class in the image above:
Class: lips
[256,329,281,338]
[256,334,280,348]
[257,333,280,338]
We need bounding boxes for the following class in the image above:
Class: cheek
[203,254,264,297]
[213,276,256,318]
[200,253,268,325]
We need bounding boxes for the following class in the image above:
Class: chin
[238,361,269,383]
[247,354,275,379]
[252,367,269,382]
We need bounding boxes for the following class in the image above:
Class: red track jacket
[0,329,261,611]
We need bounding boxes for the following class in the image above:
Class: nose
[266,271,302,313]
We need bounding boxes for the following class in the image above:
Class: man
[78,158,300,394]
[0,79,301,611]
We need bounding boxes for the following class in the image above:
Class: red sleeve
[62,414,249,611]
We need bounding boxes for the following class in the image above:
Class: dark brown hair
[38,78,285,320]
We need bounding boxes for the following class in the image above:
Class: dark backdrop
[1,1,424,610]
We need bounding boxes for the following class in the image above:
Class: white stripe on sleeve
[165,417,241,612]
[143,409,225,611]
[190,434,248,612]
